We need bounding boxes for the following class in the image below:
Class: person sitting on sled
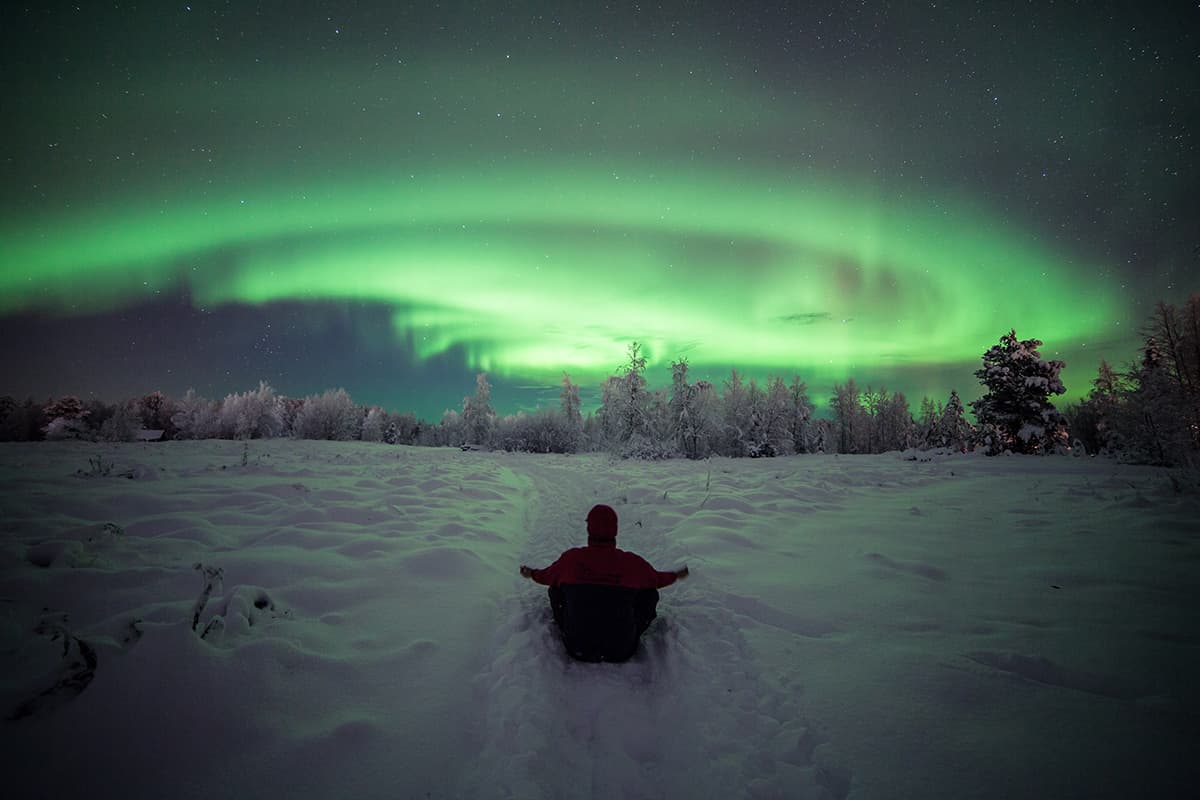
[519,503,688,663]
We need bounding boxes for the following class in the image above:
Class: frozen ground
[1,440,1197,799]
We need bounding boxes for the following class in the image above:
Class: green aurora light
[0,161,1120,394]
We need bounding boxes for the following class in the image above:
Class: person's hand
[519,565,533,579]
[675,565,689,580]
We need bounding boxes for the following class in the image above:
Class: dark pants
[548,585,659,662]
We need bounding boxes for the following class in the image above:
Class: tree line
[3,296,1196,467]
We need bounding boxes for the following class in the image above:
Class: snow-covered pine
[970,330,1067,455]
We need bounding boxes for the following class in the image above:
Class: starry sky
[1,2,1195,420]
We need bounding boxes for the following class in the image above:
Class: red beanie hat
[586,504,619,540]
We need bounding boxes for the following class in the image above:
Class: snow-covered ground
[1,440,1196,799]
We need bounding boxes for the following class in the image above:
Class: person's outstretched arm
[519,552,572,586]
[650,563,689,588]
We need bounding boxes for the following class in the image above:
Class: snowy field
[1,440,1197,800]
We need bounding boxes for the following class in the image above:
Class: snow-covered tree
[788,376,815,453]
[219,381,284,440]
[42,395,89,440]
[559,373,583,452]
[970,330,1067,455]
[361,406,386,442]
[100,401,140,442]
[747,376,793,457]
[829,379,865,454]
[293,388,361,441]
[597,342,654,455]
[668,359,710,459]
[462,372,495,446]
[936,390,974,452]
[137,391,176,437]
[721,369,751,456]
[917,396,943,448]
[278,396,304,438]
[384,411,420,445]
[493,408,579,453]
[874,389,916,453]
[433,408,467,447]
[172,389,220,440]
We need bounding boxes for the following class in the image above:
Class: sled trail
[459,455,847,800]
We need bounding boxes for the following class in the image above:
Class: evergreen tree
[937,390,973,452]
[172,389,220,440]
[970,330,1067,454]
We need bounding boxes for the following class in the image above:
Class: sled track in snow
[459,456,850,800]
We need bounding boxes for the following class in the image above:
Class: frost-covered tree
[462,373,495,446]
[597,342,654,455]
[432,408,467,447]
[559,373,583,452]
[219,381,284,440]
[872,389,915,453]
[138,391,176,437]
[361,406,386,442]
[172,389,220,439]
[721,369,751,456]
[43,395,90,440]
[668,359,707,459]
[917,396,943,448]
[100,401,140,442]
[970,330,1067,454]
[788,376,815,453]
[936,390,973,452]
[218,381,283,438]
[493,408,579,453]
[747,376,793,457]
[383,411,420,445]
[829,379,865,454]
[278,396,304,438]
[293,388,361,441]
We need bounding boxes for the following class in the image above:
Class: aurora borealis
[2,3,1195,418]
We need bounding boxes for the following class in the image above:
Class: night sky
[2,2,1195,420]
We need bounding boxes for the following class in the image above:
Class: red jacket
[529,540,678,590]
